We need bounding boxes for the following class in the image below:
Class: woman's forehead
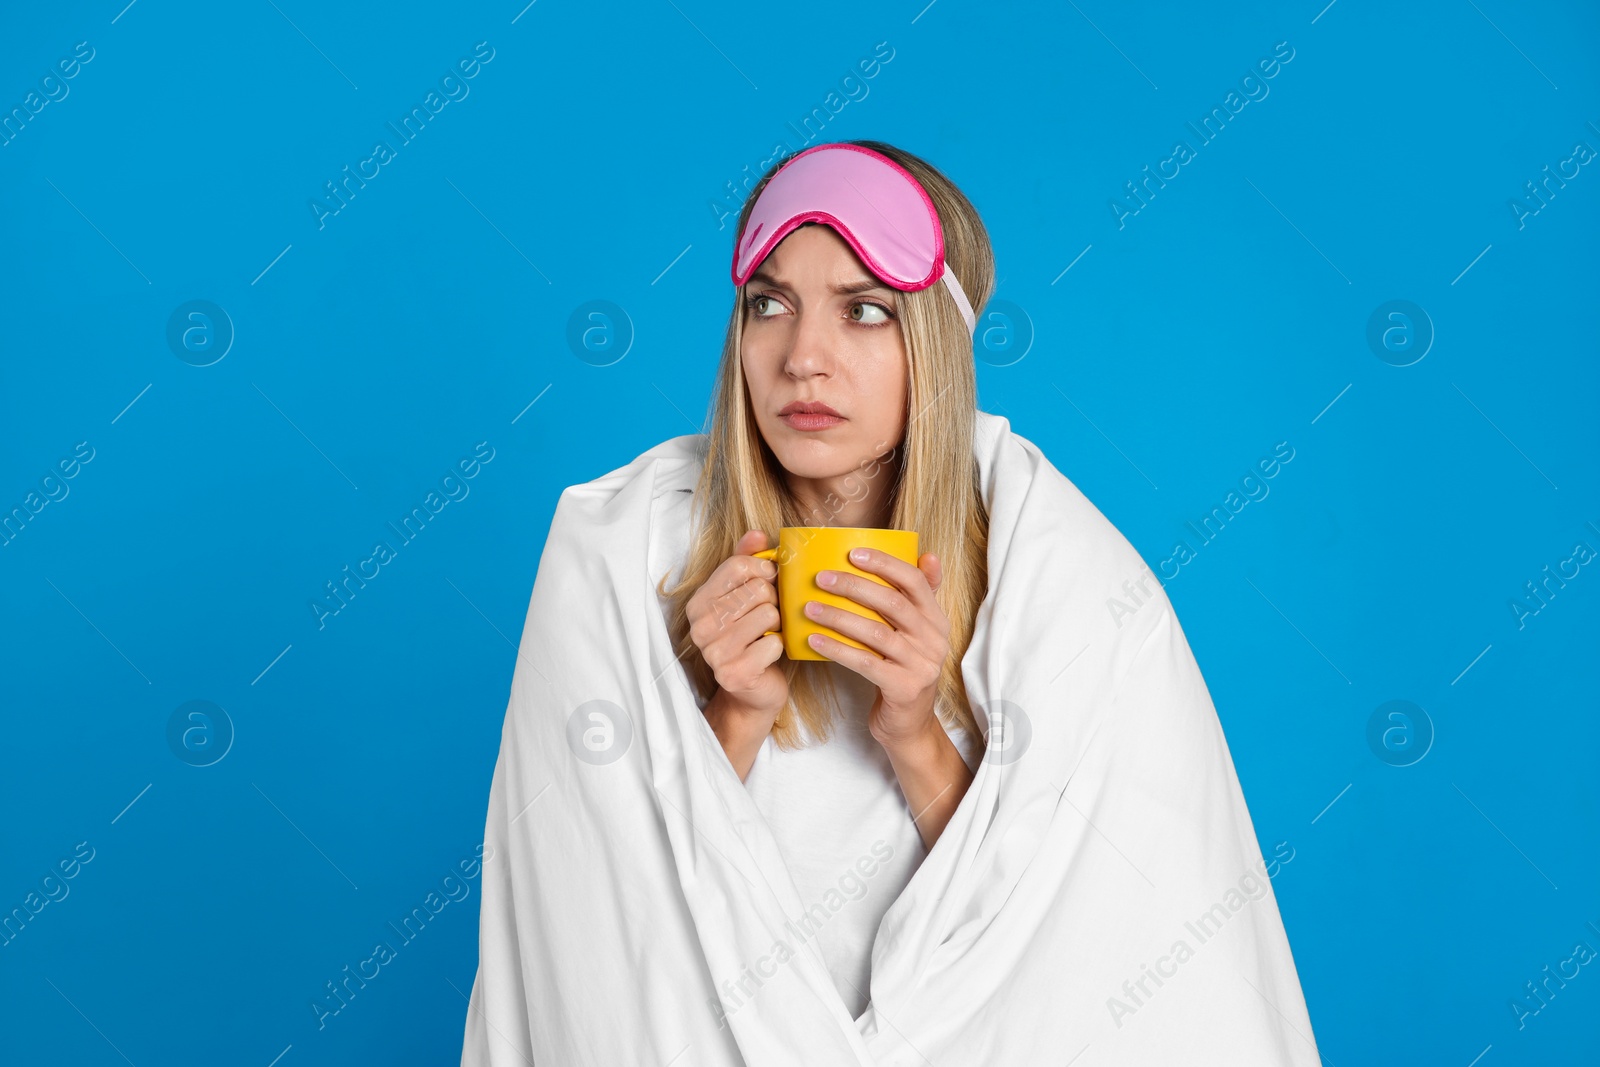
[751,226,891,293]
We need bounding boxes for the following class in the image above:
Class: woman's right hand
[688,530,788,747]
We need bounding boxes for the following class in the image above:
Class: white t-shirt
[742,660,982,1020]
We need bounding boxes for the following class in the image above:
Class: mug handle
[750,548,780,637]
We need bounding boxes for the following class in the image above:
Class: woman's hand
[807,547,972,848]
[687,530,787,777]
[804,547,951,749]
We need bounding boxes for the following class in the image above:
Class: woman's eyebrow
[748,270,892,296]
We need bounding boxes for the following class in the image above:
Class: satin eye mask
[730,142,977,335]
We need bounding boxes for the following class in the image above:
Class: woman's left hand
[805,548,951,748]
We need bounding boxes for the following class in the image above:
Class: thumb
[736,529,769,555]
[920,552,942,592]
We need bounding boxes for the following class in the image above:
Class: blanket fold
[461,411,1321,1066]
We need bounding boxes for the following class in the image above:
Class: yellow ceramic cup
[752,526,920,661]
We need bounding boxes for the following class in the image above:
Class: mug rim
[779,525,915,534]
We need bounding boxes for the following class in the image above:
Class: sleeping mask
[730,143,977,335]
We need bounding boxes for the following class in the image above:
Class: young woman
[463,140,1321,1067]
[658,140,995,1019]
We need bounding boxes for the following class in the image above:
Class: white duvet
[460,410,1322,1066]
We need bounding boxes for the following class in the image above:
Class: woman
[659,140,995,1020]
[463,140,1321,1066]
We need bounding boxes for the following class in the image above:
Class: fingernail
[849,548,868,563]
[817,570,837,588]
[805,601,822,617]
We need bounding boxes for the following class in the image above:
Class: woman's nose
[782,310,835,377]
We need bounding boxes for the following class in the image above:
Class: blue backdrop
[3,1,1595,1064]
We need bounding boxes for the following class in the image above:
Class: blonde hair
[657,139,994,750]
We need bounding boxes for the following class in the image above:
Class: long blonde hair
[657,139,994,750]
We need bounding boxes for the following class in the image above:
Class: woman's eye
[850,301,892,325]
[748,294,785,318]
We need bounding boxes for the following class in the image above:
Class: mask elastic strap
[940,267,977,335]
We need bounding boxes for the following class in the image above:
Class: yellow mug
[752,526,919,661]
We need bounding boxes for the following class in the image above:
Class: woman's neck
[786,472,896,528]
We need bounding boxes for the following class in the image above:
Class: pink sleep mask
[730,143,977,334]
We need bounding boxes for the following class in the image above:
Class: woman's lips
[780,412,846,431]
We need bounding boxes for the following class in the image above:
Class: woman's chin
[767,424,897,479]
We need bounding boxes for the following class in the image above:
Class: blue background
[2,1,1596,1064]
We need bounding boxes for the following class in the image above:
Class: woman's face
[741,224,907,522]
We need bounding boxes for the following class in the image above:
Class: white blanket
[461,410,1322,1066]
